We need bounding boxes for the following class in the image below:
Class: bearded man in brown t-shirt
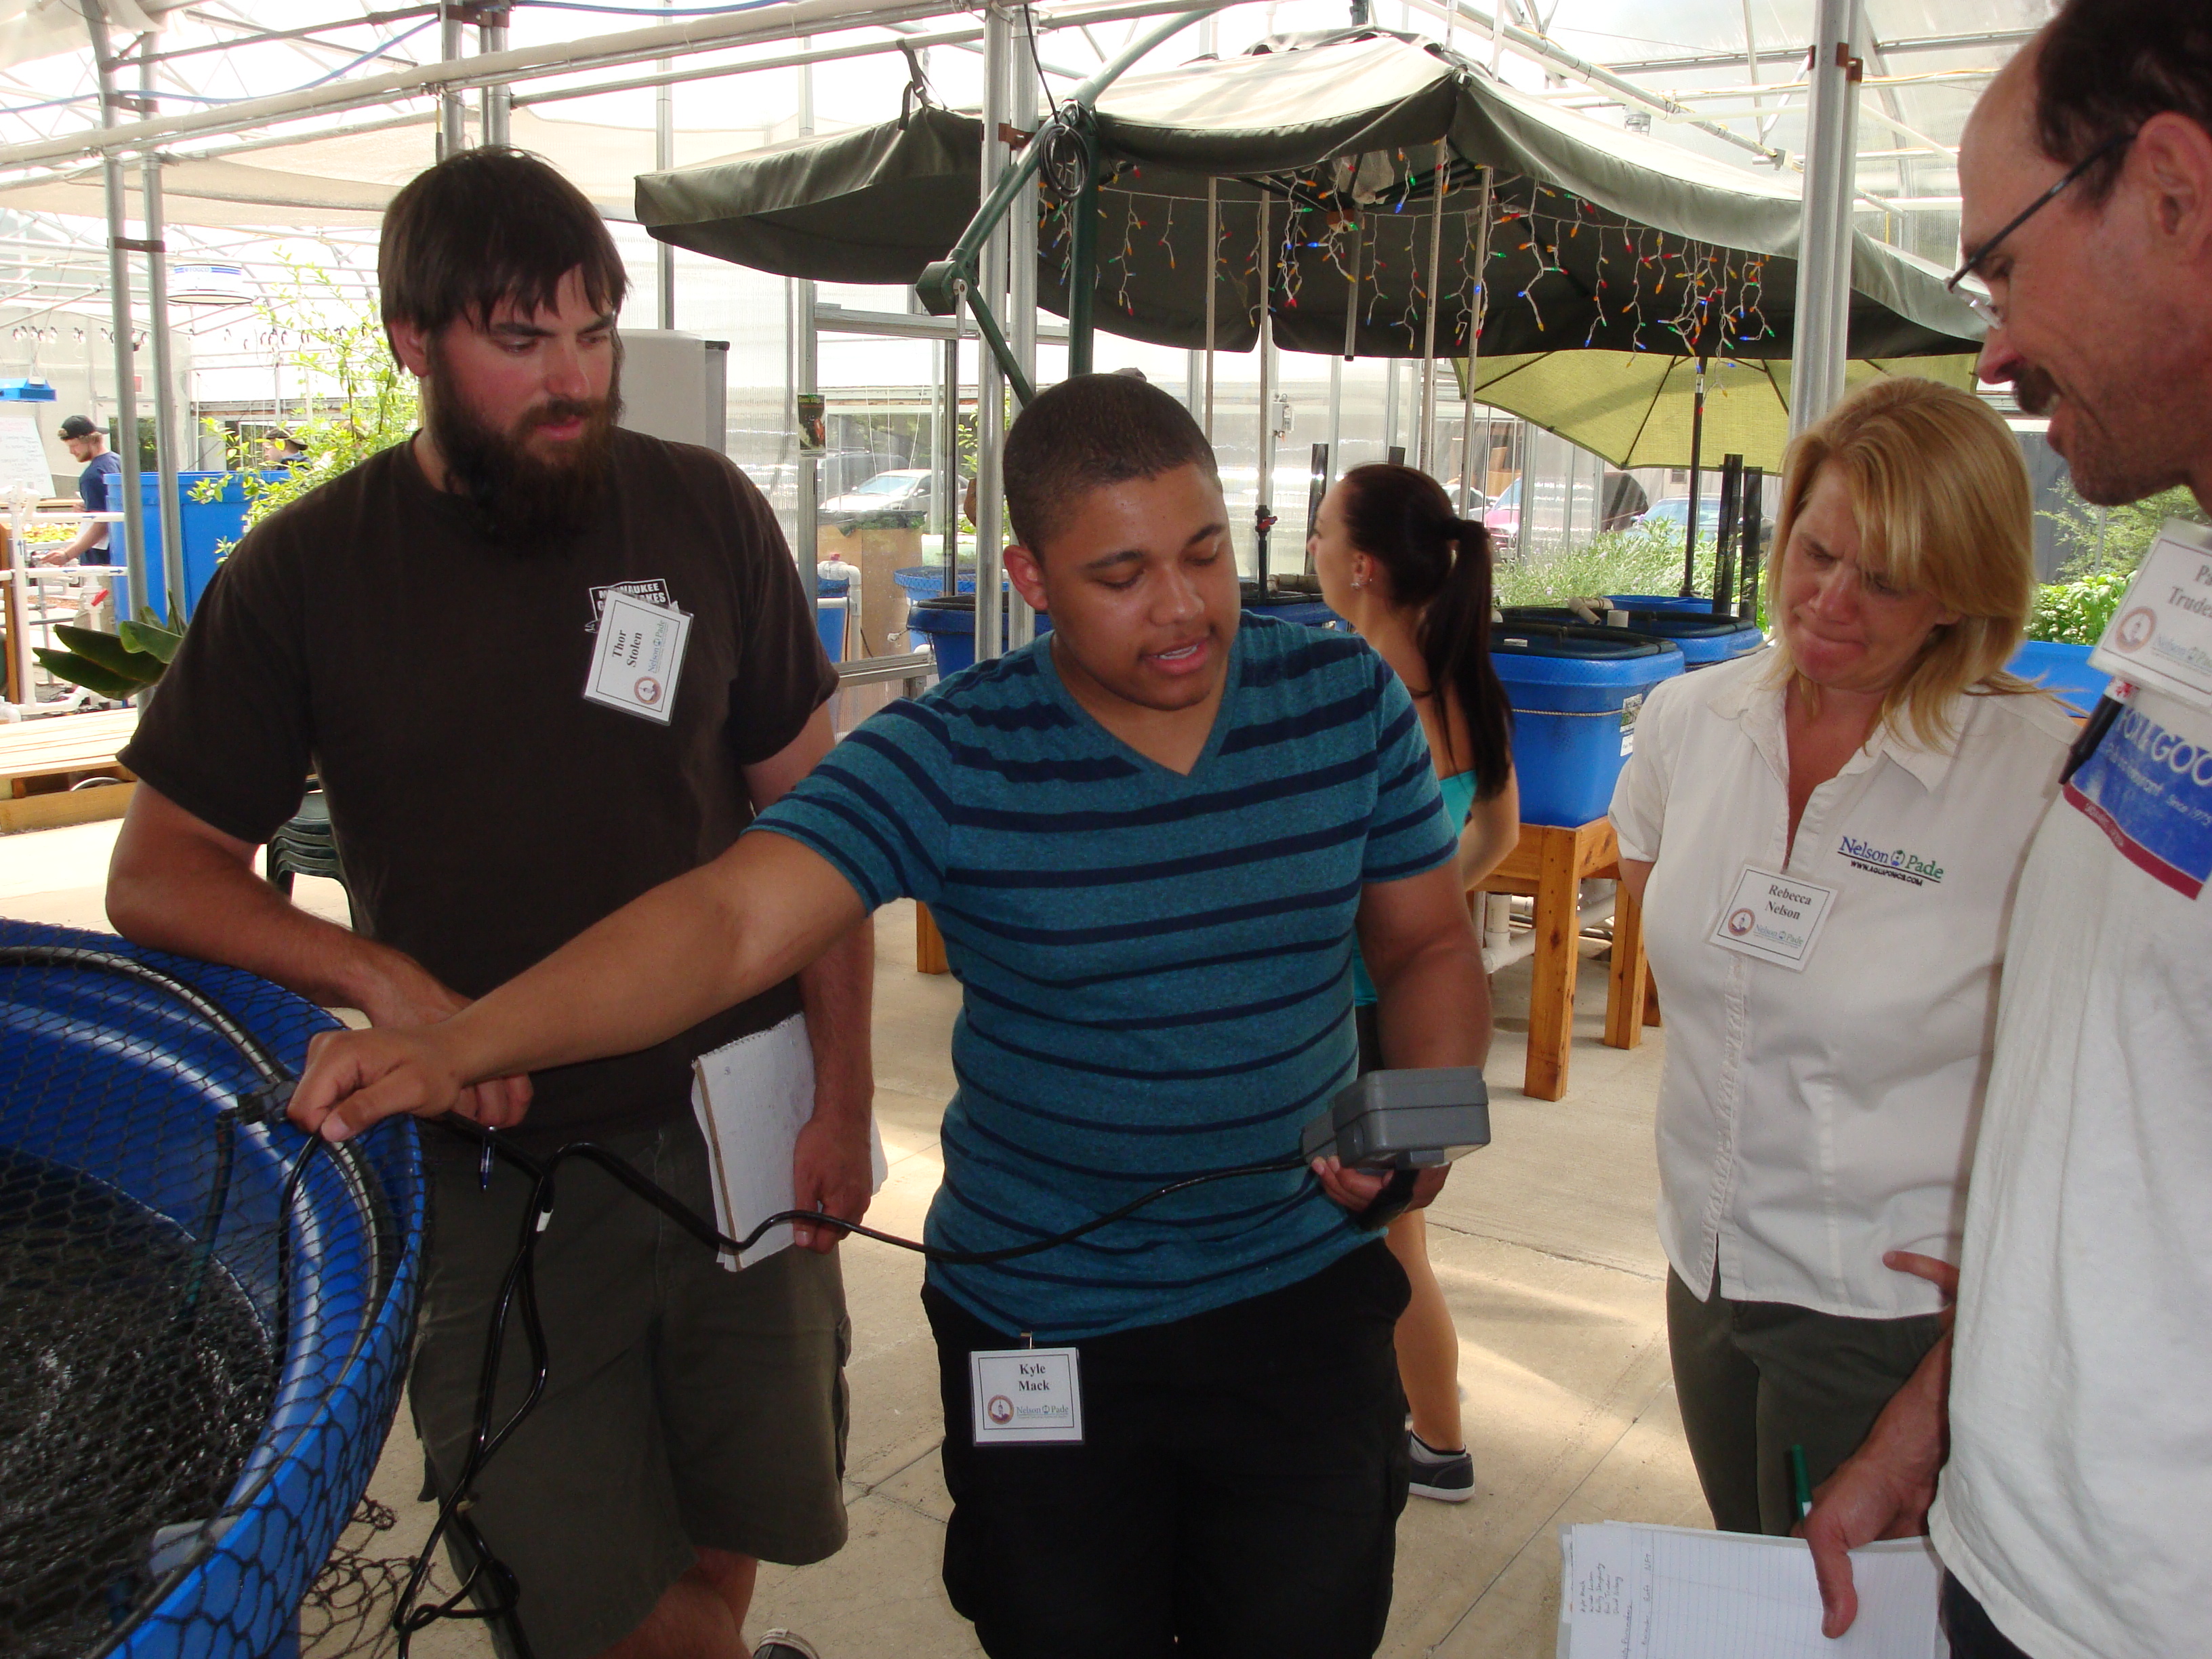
[105,149,869,1659]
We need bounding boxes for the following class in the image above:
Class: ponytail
[1338,464,1514,798]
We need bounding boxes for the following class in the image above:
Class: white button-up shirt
[1609,653,2074,1318]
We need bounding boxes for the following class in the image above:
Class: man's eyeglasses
[1946,130,2135,328]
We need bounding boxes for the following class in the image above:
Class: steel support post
[655,0,674,326]
[1460,165,1493,513]
[482,12,511,146]
[1418,139,1447,474]
[1788,0,1864,438]
[1202,176,1218,438]
[439,12,467,156]
[1255,191,1274,585]
[973,5,1010,663]
[84,1,146,617]
[140,39,184,617]
[1005,5,1039,649]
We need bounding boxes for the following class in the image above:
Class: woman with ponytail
[1310,462,1519,1504]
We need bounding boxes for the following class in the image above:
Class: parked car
[1635,495,1774,546]
[820,468,936,528]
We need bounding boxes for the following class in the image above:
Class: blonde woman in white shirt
[1609,376,2077,1536]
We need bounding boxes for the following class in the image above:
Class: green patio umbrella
[1456,348,1982,472]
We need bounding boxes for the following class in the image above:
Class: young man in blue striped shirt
[295,373,1492,1658]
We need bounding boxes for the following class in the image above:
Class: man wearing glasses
[1801,5,2212,1658]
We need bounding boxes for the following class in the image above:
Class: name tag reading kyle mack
[1708,866,1837,972]
[970,1347,1084,1446]
[584,592,691,724]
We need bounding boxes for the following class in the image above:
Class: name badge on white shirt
[584,592,691,724]
[970,1347,1084,1445]
[1709,866,1837,972]
[2089,517,2212,712]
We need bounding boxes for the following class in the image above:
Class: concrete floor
[0,821,1706,1658]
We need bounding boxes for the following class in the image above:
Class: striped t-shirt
[753,615,1456,1340]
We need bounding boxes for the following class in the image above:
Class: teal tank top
[1351,767,1483,1007]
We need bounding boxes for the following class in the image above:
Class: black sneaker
[1406,1431,1475,1503]
[755,1635,821,1659]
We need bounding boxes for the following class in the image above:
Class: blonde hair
[1766,375,2041,746]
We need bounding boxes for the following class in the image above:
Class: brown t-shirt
[121,427,838,1147]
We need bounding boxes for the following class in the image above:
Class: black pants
[1944,1574,2037,1659]
[926,1243,1412,1659]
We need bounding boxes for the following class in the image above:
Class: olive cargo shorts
[410,1118,851,1659]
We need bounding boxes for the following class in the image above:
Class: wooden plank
[1602,857,1647,1050]
[1521,823,1587,1102]
[0,709,138,781]
[0,779,133,835]
[915,901,950,975]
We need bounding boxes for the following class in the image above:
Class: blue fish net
[0,920,424,1657]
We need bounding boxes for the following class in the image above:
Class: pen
[1789,1444,1813,1522]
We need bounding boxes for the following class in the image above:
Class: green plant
[2042,480,2208,579]
[190,255,418,547]
[2026,569,2132,644]
[34,614,182,700]
[1492,525,1738,614]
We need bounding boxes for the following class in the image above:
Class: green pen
[1789,1444,1814,1522]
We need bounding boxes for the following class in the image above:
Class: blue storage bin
[814,575,848,664]
[909,594,1051,678]
[1492,623,1686,827]
[119,470,277,621]
[2007,639,2105,716]
[1506,605,1764,669]
[1607,593,1718,615]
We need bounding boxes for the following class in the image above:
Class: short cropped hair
[379,148,628,340]
[1765,377,2039,747]
[1001,373,1218,554]
[2038,0,2212,201]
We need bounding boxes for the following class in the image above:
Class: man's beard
[423,346,621,548]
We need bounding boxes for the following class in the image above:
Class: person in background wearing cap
[260,428,308,470]
[39,414,120,568]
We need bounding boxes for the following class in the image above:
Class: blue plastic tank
[1606,593,1719,615]
[895,565,979,603]
[814,575,849,664]
[1492,623,1686,826]
[909,593,1052,678]
[2005,639,2105,716]
[1505,605,1765,669]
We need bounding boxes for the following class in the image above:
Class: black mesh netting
[0,921,424,1658]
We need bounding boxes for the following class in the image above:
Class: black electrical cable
[391,1115,1324,1653]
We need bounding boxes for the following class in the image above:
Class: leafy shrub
[2043,480,2206,579]
[2026,569,2132,644]
[1492,525,1744,617]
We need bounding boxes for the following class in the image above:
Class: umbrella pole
[1681,354,1708,597]
[1069,130,1098,376]
[1460,165,1493,515]
[1204,177,1218,439]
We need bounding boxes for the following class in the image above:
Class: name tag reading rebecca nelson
[970,1347,1085,1446]
[1709,867,1837,972]
[585,592,692,724]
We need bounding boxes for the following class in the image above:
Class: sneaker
[1406,1431,1475,1503]
[754,1635,821,1659]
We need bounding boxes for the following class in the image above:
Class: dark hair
[2037,0,2212,200]
[379,148,628,340]
[1337,463,1513,798]
[1001,373,1218,554]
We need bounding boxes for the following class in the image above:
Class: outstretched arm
[289,830,868,1141]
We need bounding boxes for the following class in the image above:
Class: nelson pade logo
[1837,834,1945,886]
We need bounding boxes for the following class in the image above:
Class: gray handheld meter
[1299,1067,1492,1170]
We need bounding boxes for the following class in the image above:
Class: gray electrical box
[1300,1067,1492,1170]
[617,329,729,453]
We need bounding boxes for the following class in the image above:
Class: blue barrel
[119,470,279,622]
[2007,639,2106,716]
[1492,623,1686,827]
[1607,593,1719,615]
[1506,605,1764,669]
[814,575,848,664]
[0,919,423,1656]
[909,593,1052,678]
[895,565,979,603]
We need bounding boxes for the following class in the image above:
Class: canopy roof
[639,30,1984,363]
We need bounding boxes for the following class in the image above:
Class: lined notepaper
[1557,1523,1944,1659]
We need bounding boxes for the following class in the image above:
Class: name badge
[1708,866,1837,972]
[2089,518,2212,712]
[969,1346,1084,1446]
[584,592,691,724]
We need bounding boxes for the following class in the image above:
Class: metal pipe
[1005,3,1039,651]
[937,327,958,596]
[481,12,511,146]
[1459,164,1492,514]
[1254,189,1272,586]
[1065,132,1097,375]
[1681,355,1706,596]
[438,9,466,157]
[975,3,1008,665]
[1202,175,1216,439]
[1789,0,1864,438]
[82,0,146,619]
[140,41,184,621]
[655,0,674,327]
[1417,138,1446,474]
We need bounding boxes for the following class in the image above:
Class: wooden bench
[0,707,139,832]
